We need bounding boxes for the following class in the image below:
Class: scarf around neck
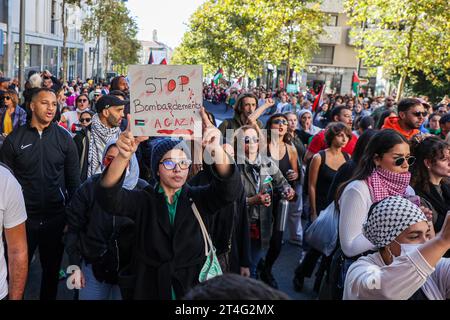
[87,114,121,177]
[366,167,411,203]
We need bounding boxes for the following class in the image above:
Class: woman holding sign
[95,109,242,300]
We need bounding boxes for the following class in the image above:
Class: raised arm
[247,98,275,124]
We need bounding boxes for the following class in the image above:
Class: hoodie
[382,116,419,140]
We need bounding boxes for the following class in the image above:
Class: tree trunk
[105,39,110,74]
[285,26,293,87]
[61,0,68,82]
[397,74,406,101]
[96,26,101,81]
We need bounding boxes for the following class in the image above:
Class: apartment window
[327,14,338,27]
[0,0,7,24]
[51,0,57,34]
[311,45,334,64]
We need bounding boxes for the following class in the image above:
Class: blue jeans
[249,240,266,279]
[79,262,122,300]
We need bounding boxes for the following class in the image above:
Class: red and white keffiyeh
[366,167,411,203]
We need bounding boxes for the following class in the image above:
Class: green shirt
[158,185,182,225]
[157,184,182,300]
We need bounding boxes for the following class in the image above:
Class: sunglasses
[244,136,259,144]
[272,119,288,125]
[2,96,11,101]
[78,99,88,103]
[159,159,192,170]
[394,156,416,166]
[80,118,91,123]
[410,111,428,117]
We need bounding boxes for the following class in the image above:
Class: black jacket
[73,126,91,182]
[0,122,80,217]
[188,166,251,273]
[95,163,242,300]
[65,174,149,282]
[415,183,450,233]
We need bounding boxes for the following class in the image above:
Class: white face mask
[394,240,421,256]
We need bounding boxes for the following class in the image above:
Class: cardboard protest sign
[129,65,203,137]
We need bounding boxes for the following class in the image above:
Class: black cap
[96,94,129,113]
[0,77,11,83]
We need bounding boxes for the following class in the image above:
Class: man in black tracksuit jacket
[0,88,80,299]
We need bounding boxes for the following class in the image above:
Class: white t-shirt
[344,249,450,300]
[0,166,27,299]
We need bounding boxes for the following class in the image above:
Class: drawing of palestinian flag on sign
[135,119,146,126]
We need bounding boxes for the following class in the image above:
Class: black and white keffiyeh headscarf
[87,113,121,177]
[363,196,427,249]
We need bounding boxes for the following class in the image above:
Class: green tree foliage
[172,0,324,82]
[409,68,450,103]
[81,0,140,77]
[345,0,450,100]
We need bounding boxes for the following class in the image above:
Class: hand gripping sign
[128,65,203,137]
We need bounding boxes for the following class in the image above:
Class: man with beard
[74,94,128,181]
[110,76,130,132]
[372,96,395,127]
[382,98,427,140]
[218,93,264,141]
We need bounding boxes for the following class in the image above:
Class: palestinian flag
[213,68,223,85]
[135,119,146,127]
[312,84,325,112]
[352,71,360,96]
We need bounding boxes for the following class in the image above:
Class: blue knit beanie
[150,138,191,180]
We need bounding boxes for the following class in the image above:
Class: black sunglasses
[394,156,416,166]
[411,111,428,117]
[79,118,91,123]
[244,136,259,144]
[2,96,11,101]
[272,119,288,125]
[78,99,88,103]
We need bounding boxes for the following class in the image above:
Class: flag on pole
[312,84,325,112]
[148,49,154,64]
[213,68,223,85]
[226,77,242,94]
[160,58,167,65]
[352,71,360,96]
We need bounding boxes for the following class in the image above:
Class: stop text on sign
[145,75,190,94]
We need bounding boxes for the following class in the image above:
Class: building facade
[0,0,107,81]
[138,30,173,65]
[264,0,378,96]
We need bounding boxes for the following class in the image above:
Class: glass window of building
[311,45,334,65]
[327,14,338,27]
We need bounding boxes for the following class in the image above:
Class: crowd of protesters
[0,69,450,301]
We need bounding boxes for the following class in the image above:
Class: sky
[126,0,206,49]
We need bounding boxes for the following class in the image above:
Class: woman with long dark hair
[333,130,423,295]
[258,113,299,288]
[411,137,450,233]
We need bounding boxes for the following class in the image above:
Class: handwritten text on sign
[129,65,203,137]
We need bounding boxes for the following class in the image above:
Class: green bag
[192,203,223,282]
